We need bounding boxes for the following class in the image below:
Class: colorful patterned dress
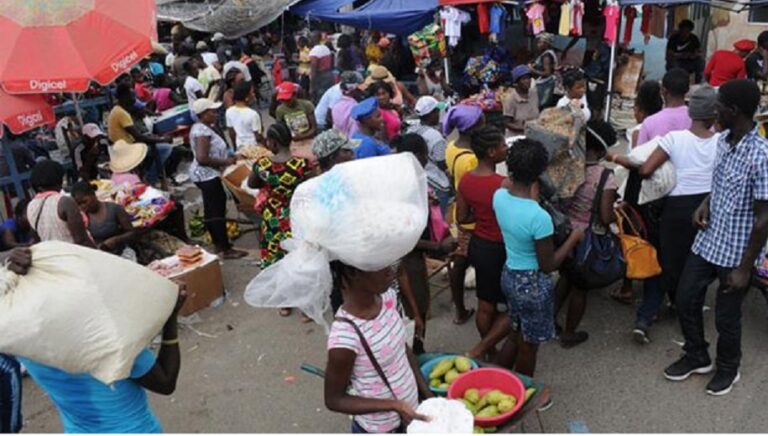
[255,156,309,267]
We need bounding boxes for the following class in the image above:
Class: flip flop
[560,331,589,348]
[453,308,475,325]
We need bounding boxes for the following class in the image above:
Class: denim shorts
[501,267,555,344]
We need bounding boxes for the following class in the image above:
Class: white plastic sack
[0,241,178,384]
[615,138,677,205]
[406,398,474,434]
[244,153,428,328]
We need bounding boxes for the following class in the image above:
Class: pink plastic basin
[447,367,525,428]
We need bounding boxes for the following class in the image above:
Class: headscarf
[688,85,718,120]
[442,104,483,136]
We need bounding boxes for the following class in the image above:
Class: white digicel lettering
[111,51,138,72]
[28,79,67,92]
[17,111,44,128]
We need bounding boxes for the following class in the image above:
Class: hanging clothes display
[672,5,689,34]
[526,2,547,35]
[571,0,584,36]
[603,3,620,44]
[478,2,490,34]
[623,7,637,45]
[650,6,666,39]
[489,4,508,41]
[559,0,571,36]
[440,6,471,47]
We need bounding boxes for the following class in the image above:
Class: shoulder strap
[589,168,612,223]
[451,150,473,179]
[334,317,397,400]
[33,196,51,232]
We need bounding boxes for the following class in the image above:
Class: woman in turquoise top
[492,138,583,377]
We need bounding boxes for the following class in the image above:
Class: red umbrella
[0,0,157,94]
[0,89,56,138]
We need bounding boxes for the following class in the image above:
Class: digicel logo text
[17,111,44,128]
[29,79,67,92]
[111,51,138,72]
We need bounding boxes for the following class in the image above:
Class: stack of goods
[408,23,447,68]
[147,260,184,278]
[459,87,507,112]
[234,145,272,169]
[176,245,203,268]
[464,57,501,87]
[92,180,175,228]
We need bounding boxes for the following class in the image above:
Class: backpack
[565,169,626,290]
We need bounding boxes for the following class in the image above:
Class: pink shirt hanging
[603,4,620,44]
[526,3,546,35]
[571,0,584,36]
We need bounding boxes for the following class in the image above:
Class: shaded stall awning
[290,0,439,35]
[156,0,302,38]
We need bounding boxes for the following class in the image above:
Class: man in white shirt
[226,82,263,149]
[183,59,204,104]
[315,71,362,131]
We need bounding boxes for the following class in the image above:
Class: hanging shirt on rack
[526,3,547,35]
[640,5,652,37]
[478,3,490,34]
[650,6,666,39]
[603,4,620,44]
[489,4,508,40]
[441,6,471,47]
[571,0,584,36]
[559,1,572,36]
[623,7,637,45]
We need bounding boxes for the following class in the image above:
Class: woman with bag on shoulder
[554,120,620,348]
[392,134,457,355]
[607,86,719,344]
[325,262,434,433]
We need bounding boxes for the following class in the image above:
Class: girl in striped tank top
[325,262,433,433]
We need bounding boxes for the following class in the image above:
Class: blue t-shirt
[351,132,391,159]
[18,349,161,434]
[1,219,31,249]
[493,190,553,270]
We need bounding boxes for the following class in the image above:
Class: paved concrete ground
[20,226,768,433]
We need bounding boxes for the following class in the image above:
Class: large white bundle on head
[244,153,429,329]
[0,241,178,384]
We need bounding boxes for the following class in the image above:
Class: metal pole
[71,92,84,126]
[604,5,622,123]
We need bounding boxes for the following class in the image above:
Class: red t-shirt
[705,50,746,87]
[458,172,505,242]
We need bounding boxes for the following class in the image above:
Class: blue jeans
[0,354,22,433]
[146,142,173,184]
[635,275,663,329]
[432,187,452,219]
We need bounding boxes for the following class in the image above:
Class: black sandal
[560,331,589,348]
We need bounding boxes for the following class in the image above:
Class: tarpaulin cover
[290,0,439,35]
[157,0,302,38]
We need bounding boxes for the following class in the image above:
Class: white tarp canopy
[156,0,302,38]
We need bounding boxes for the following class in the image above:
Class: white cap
[82,123,105,139]
[195,40,209,50]
[212,32,225,42]
[414,96,440,117]
[192,98,223,115]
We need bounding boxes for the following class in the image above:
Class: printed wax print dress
[255,156,309,267]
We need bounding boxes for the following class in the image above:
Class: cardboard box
[163,251,224,316]
[222,164,256,213]
[613,53,645,98]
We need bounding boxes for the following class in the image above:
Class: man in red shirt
[704,39,754,87]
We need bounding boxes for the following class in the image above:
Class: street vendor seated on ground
[528,33,559,109]
[503,65,540,136]
[6,245,187,433]
[705,39,752,87]
[77,123,109,181]
[27,160,95,248]
[72,181,136,259]
[416,59,452,101]
[108,83,173,185]
[0,200,32,251]
[666,20,704,83]
[350,97,391,159]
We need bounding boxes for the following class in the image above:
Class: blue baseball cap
[350,97,379,121]
[512,65,532,83]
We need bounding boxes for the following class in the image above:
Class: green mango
[444,369,460,384]
[463,388,480,404]
[473,426,485,434]
[476,405,500,418]
[455,356,472,373]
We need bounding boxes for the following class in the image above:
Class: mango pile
[428,356,473,390]
[467,387,537,433]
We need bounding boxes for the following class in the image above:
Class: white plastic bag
[406,398,474,434]
[615,138,677,205]
[244,153,428,328]
[0,241,178,384]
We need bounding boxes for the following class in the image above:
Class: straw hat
[110,140,148,173]
[362,65,396,90]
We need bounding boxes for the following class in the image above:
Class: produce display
[92,180,175,228]
[459,87,508,112]
[427,356,474,391]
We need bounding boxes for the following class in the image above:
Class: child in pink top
[369,81,402,141]
[325,263,432,433]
